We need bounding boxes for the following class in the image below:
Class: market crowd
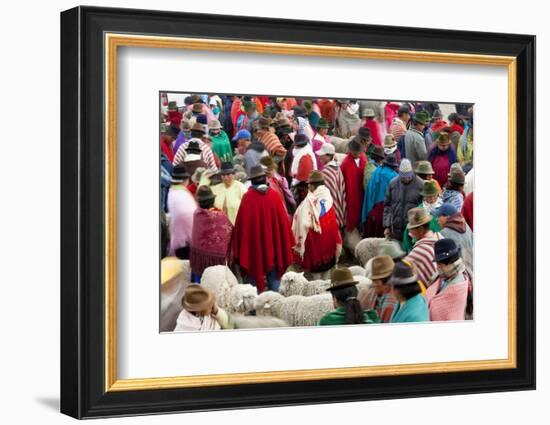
[160,94,474,328]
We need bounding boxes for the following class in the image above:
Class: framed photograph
[60,5,536,419]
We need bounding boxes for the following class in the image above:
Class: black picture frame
[60,5,536,419]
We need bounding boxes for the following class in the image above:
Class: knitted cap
[399,158,414,177]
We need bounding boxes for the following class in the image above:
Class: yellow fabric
[161,257,185,285]
[211,181,246,225]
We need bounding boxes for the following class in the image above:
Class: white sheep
[227,284,257,314]
[231,314,288,329]
[344,228,362,254]
[354,237,386,267]
[200,265,238,310]
[329,135,351,154]
[348,265,366,277]
[279,271,331,297]
[254,291,334,327]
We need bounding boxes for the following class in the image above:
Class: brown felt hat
[307,170,325,184]
[436,132,452,146]
[407,207,433,229]
[414,160,435,175]
[247,165,267,180]
[195,185,216,203]
[192,103,204,114]
[181,285,215,312]
[326,267,358,291]
[260,155,277,171]
[191,122,206,135]
[370,255,395,280]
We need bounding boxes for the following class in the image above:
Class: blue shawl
[361,165,398,222]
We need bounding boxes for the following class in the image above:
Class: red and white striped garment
[259,131,286,157]
[405,231,443,287]
[172,138,218,171]
[389,117,407,142]
[321,160,347,229]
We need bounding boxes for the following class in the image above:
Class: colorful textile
[190,208,233,275]
[232,187,295,293]
[389,116,407,141]
[340,153,367,231]
[362,164,398,222]
[428,145,458,188]
[210,130,233,163]
[173,138,218,171]
[425,274,469,321]
[322,160,347,228]
[259,130,286,157]
[291,144,317,184]
[167,186,197,256]
[364,118,383,146]
[405,231,443,288]
[390,293,429,323]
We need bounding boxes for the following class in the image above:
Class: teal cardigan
[390,293,429,323]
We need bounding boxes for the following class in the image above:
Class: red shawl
[232,187,295,292]
[167,110,183,127]
[190,208,233,275]
[364,118,383,146]
[462,192,474,231]
[340,153,367,231]
[161,137,174,162]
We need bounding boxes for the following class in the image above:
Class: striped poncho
[172,138,218,171]
[405,231,443,288]
[321,160,347,229]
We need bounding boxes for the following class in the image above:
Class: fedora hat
[248,165,267,180]
[307,170,325,184]
[389,262,418,286]
[448,164,465,184]
[436,132,452,146]
[370,255,395,280]
[317,118,330,129]
[219,161,235,175]
[208,119,222,130]
[370,145,386,160]
[414,160,435,175]
[407,207,433,229]
[412,110,430,125]
[171,164,190,182]
[326,267,358,291]
[195,185,216,203]
[257,116,271,130]
[384,134,397,148]
[260,155,277,171]
[190,122,206,135]
[294,133,309,147]
[383,153,399,168]
[361,108,376,118]
[192,103,204,114]
[181,285,215,312]
[420,180,440,197]
[167,101,178,111]
[316,143,335,156]
[434,238,461,263]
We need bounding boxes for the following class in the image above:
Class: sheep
[231,314,288,329]
[160,259,191,332]
[279,271,331,297]
[227,284,257,314]
[354,237,386,267]
[329,135,351,154]
[348,265,366,277]
[254,291,334,327]
[200,265,238,310]
[344,228,362,254]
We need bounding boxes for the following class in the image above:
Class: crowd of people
[160,94,474,330]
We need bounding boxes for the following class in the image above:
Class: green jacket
[401,205,441,253]
[318,306,380,326]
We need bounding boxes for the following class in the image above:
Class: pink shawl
[167,186,197,256]
[425,277,469,321]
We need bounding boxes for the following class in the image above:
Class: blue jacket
[390,293,429,323]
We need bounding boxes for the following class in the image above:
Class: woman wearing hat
[401,180,443,253]
[389,261,429,323]
[363,145,386,189]
[290,133,317,203]
[383,134,401,164]
[403,207,443,289]
[174,285,234,332]
[441,163,466,211]
[358,255,398,323]
[173,123,218,172]
[361,151,398,238]
[292,170,343,279]
[425,239,471,321]
[166,100,183,128]
[340,139,367,234]
[210,162,246,225]
[428,131,458,188]
[311,118,330,169]
[318,268,380,326]
[414,160,442,193]
[167,164,197,259]
[361,107,383,147]
[260,156,296,215]
[208,119,233,163]
[189,186,233,283]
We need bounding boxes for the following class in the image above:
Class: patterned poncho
[210,130,233,163]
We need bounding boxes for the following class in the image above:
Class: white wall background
[0,0,545,423]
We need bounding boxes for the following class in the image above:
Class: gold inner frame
[104,33,517,392]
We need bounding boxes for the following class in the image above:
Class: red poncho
[340,153,367,231]
[232,187,295,292]
[364,118,383,146]
[160,136,174,162]
[167,110,183,128]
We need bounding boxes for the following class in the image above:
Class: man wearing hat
[425,238,470,321]
[180,140,207,177]
[429,109,448,139]
[211,162,246,225]
[190,186,233,282]
[433,203,473,278]
[254,116,287,164]
[361,149,398,238]
[388,261,429,323]
[234,128,269,176]
[414,160,442,193]
[441,163,466,211]
[389,104,410,141]
[174,285,233,331]
[317,142,347,229]
[291,170,342,279]
[167,164,197,259]
[428,131,457,188]
[357,255,398,323]
[340,139,367,234]
[383,134,401,163]
[383,158,424,240]
[403,207,443,288]
[311,118,331,169]
[260,156,295,216]
[290,133,317,201]
[208,119,233,163]
[361,107,383,147]
[403,110,430,164]
[173,122,219,171]
[232,165,295,293]
[166,100,183,127]
[318,267,380,326]
[363,145,386,189]
[160,124,177,163]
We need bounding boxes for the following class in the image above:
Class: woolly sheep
[348,265,366,277]
[354,237,386,267]
[329,135,350,154]
[254,291,333,327]
[344,229,362,253]
[231,314,288,329]
[279,271,331,297]
[227,284,257,314]
[200,265,238,310]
